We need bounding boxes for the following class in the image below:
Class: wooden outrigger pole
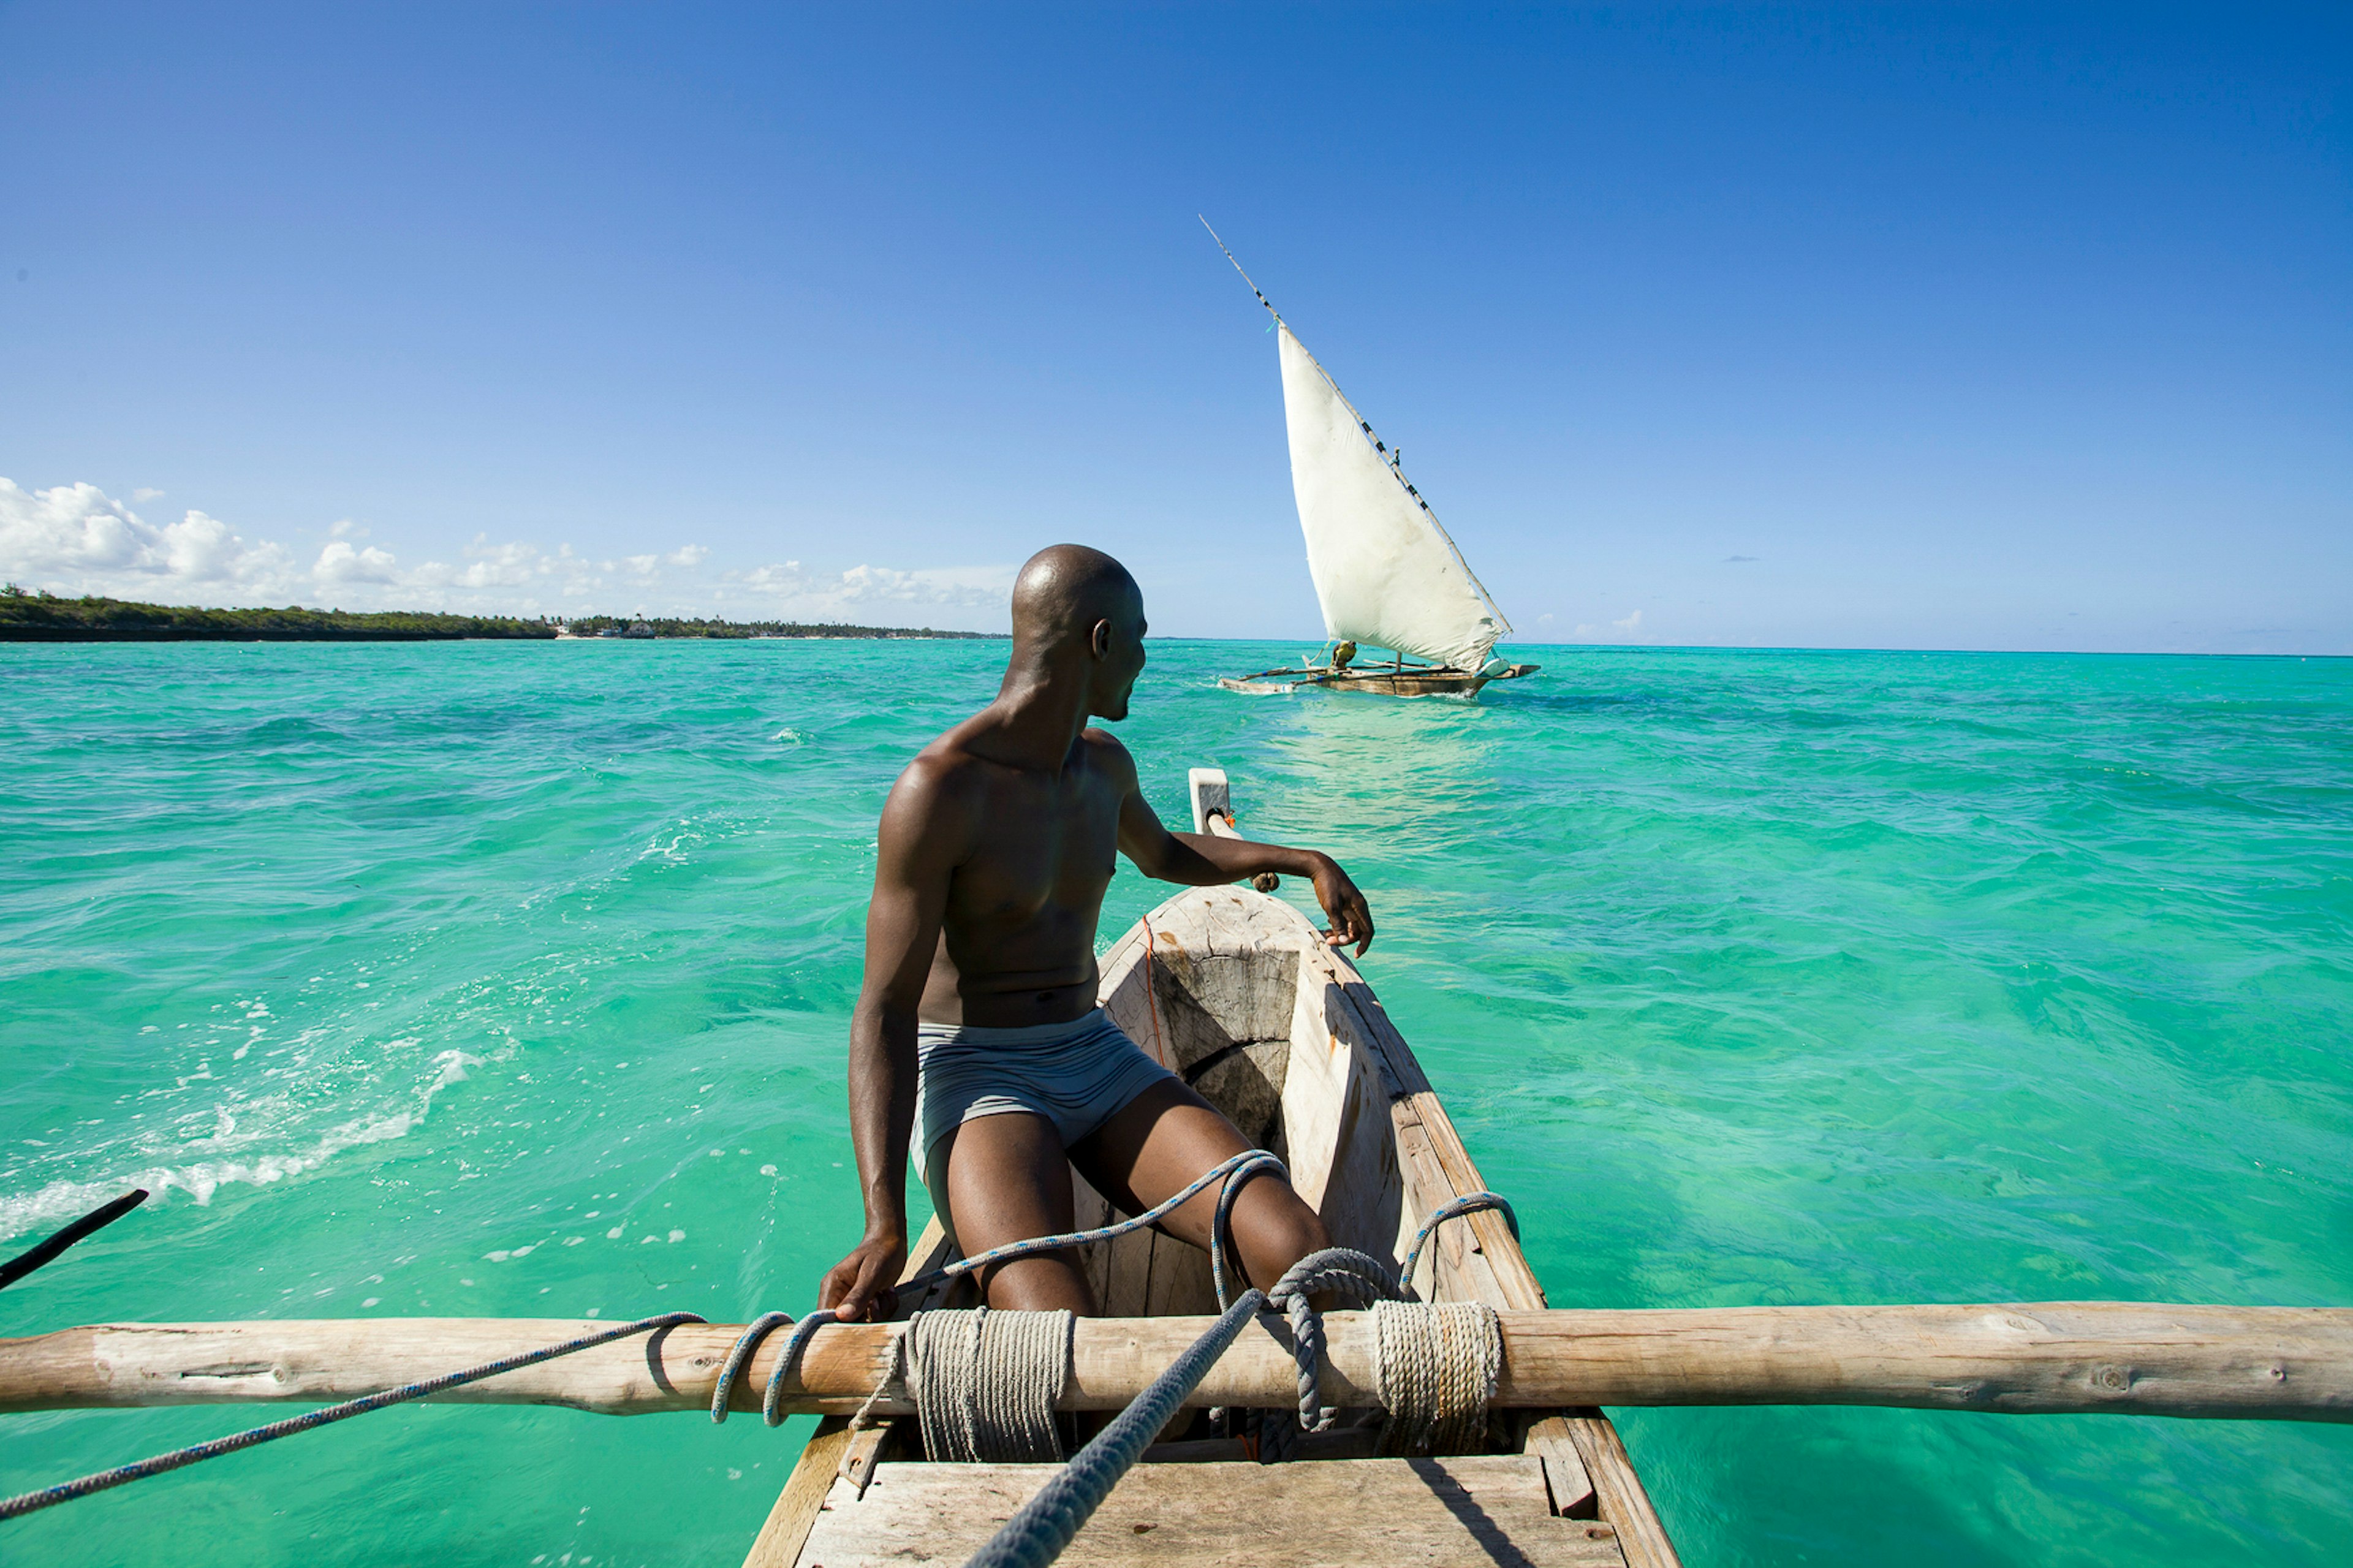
[7,1302,2349,1422]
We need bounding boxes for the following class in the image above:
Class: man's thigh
[933,1110,1093,1312]
[1069,1077,1327,1289]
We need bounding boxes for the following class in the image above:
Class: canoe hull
[768,885,1677,1568]
[1219,662,1540,698]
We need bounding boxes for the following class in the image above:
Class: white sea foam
[0,1048,482,1243]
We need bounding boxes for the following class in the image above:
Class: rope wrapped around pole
[1371,1299,1502,1455]
[909,1307,1072,1463]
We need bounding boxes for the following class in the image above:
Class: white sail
[1276,323,1505,673]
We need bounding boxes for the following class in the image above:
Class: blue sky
[2,3,2346,652]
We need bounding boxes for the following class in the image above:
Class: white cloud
[412,535,546,590]
[831,562,1013,609]
[132,487,165,503]
[1613,609,1643,634]
[738,561,805,593]
[314,539,400,585]
[1,477,295,598]
[719,560,1014,620]
[1,475,1007,628]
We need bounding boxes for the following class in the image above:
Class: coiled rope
[0,1312,706,1524]
[1249,1191,1518,1437]
[907,1306,1073,1463]
[704,1162,1523,1466]
[1371,1298,1502,1456]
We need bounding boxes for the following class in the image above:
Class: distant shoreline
[0,591,1003,643]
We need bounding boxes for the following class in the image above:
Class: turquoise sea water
[2,638,2347,1566]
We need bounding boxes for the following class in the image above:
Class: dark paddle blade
[0,1189,150,1290]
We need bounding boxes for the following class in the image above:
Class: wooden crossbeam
[7,1301,2347,1423]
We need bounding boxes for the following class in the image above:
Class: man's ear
[1089,619,1112,658]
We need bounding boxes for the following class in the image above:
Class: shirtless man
[818,544,1376,1322]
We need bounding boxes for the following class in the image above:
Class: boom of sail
[1276,322,1509,675]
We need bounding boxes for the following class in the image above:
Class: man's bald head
[1003,545,1147,721]
[1010,545,1142,653]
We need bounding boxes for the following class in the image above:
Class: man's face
[1090,588,1148,722]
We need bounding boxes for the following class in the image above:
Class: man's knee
[981,1253,1096,1315]
[1239,1191,1330,1281]
[1280,1201,1332,1257]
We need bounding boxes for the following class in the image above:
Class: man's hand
[1310,855,1375,955]
[818,1232,907,1323]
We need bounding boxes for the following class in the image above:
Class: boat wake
[0,1049,482,1244]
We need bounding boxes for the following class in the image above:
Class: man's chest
[950,772,1122,916]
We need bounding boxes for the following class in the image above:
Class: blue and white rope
[1398,1191,1518,1298]
[960,1186,1520,1568]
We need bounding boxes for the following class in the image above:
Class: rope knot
[1264,1247,1396,1433]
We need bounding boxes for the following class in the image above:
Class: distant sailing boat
[1205,219,1540,698]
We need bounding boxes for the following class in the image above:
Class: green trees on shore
[0,586,556,641]
[0,586,999,642]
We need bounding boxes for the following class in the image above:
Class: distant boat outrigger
[1204,219,1540,699]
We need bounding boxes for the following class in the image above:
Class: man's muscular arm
[1102,735,1376,955]
[817,756,972,1322]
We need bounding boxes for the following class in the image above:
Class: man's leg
[931,1111,1094,1312]
[1069,1077,1330,1294]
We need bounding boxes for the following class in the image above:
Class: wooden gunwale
[1265,891,1681,1567]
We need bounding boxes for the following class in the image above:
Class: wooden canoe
[1218,662,1542,698]
[745,884,1681,1568]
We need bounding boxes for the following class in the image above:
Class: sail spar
[1201,219,1510,675]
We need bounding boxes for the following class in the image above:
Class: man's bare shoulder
[879,724,999,841]
[895,727,995,798]
[1078,727,1142,786]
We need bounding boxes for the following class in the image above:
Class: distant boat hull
[1218,662,1540,698]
